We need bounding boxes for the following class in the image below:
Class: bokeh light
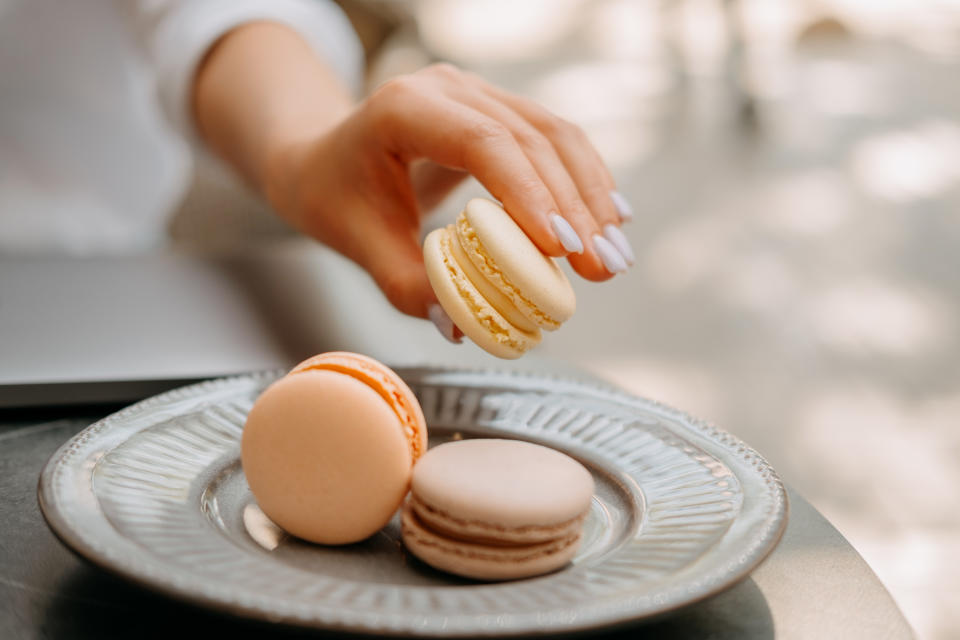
[850,120,960,202]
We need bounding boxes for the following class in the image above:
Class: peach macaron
[241,352,426,545]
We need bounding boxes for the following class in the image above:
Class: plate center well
[196,430,640,587]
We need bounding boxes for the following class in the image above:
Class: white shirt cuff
[137,0,364,141]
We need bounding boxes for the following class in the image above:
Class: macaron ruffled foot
[423,199,576,359]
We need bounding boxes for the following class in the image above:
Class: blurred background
[4,0,960,637]
[177,1,960,634]
[336,1,960,637]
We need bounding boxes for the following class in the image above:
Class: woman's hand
[264,63,635,319]
[194,24,634,324]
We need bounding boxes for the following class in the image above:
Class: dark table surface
[1,410,914,639]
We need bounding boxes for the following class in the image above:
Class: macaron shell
[447,225,539,334]
[411,439,594,529]
[241,370,412,545]
[289,351,427,462]
[401,499,582,581]
[423,227,541,359]
[460,198,576,329]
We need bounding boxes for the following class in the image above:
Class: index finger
[368,82,568,257]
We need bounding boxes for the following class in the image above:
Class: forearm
[192,21,354,196]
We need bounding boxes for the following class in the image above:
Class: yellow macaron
[423,198,576,359]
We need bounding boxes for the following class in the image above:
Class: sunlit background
[166,0,960,636]
[354,0,960,637]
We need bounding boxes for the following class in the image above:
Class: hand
[263,63,635,320]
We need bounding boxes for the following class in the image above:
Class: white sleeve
[119,0,364,140]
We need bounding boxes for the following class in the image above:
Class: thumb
[361,222,462,343]
[363,225,435,319]
[347,166,462,340]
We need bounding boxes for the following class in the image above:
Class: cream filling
[456,214,561,330]
[448,226,539,334]
[439,231,539,351]
[410,494,585,546]
[403,505,581,562]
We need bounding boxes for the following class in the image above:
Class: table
[0,411,913,639]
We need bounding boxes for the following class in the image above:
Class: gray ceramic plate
[39,368,787,637]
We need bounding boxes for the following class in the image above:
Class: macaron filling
[409,494,586,546]
[437,230,540,353]
[291,353,425,461]
[402,501,582,564]
[447,225,539,334]
[456,213,562,331]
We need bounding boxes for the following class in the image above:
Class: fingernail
[549,212,584,254]
[603,224,635,266]
[592,235,628,274]
[610,190,634,222]
[428,303,462,344]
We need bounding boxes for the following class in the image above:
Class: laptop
[0,240,459,408]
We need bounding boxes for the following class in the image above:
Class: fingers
[488,87,623,227]
[478,84,636,277]
[367,65,634,278]
[368,80,568,257]
[451,91,616,281]
[297,136,463,341]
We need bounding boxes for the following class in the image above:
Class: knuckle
[463,119,511,146]
[582,182,613,206]
[560,118,588,142]
[424,62,462,81]
[515,128,552,155]
[371,76,417,104]
[534,111,566,137]
[539,114,586,144]
[568,196,595,220]
[511,174,547,197]
[556,194,592,225]
[366,76,419,133]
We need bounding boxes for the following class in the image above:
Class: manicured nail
[549,212,584,254]
[603,224,635,266]
[610,190,634,222]
[428,304,462,344]
[592,235,628,274]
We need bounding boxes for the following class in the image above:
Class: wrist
[260,98,355,232]
[262,133,318,230]
[262,136,299,206]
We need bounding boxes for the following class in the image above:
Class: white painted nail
[549,212,584,254]
[610,190,634,222]
[592,235,628,274]
[428,304,462,344]
[603,224,635,266]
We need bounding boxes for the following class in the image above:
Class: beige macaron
[401,439,594,581]
[423,198,576,359]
